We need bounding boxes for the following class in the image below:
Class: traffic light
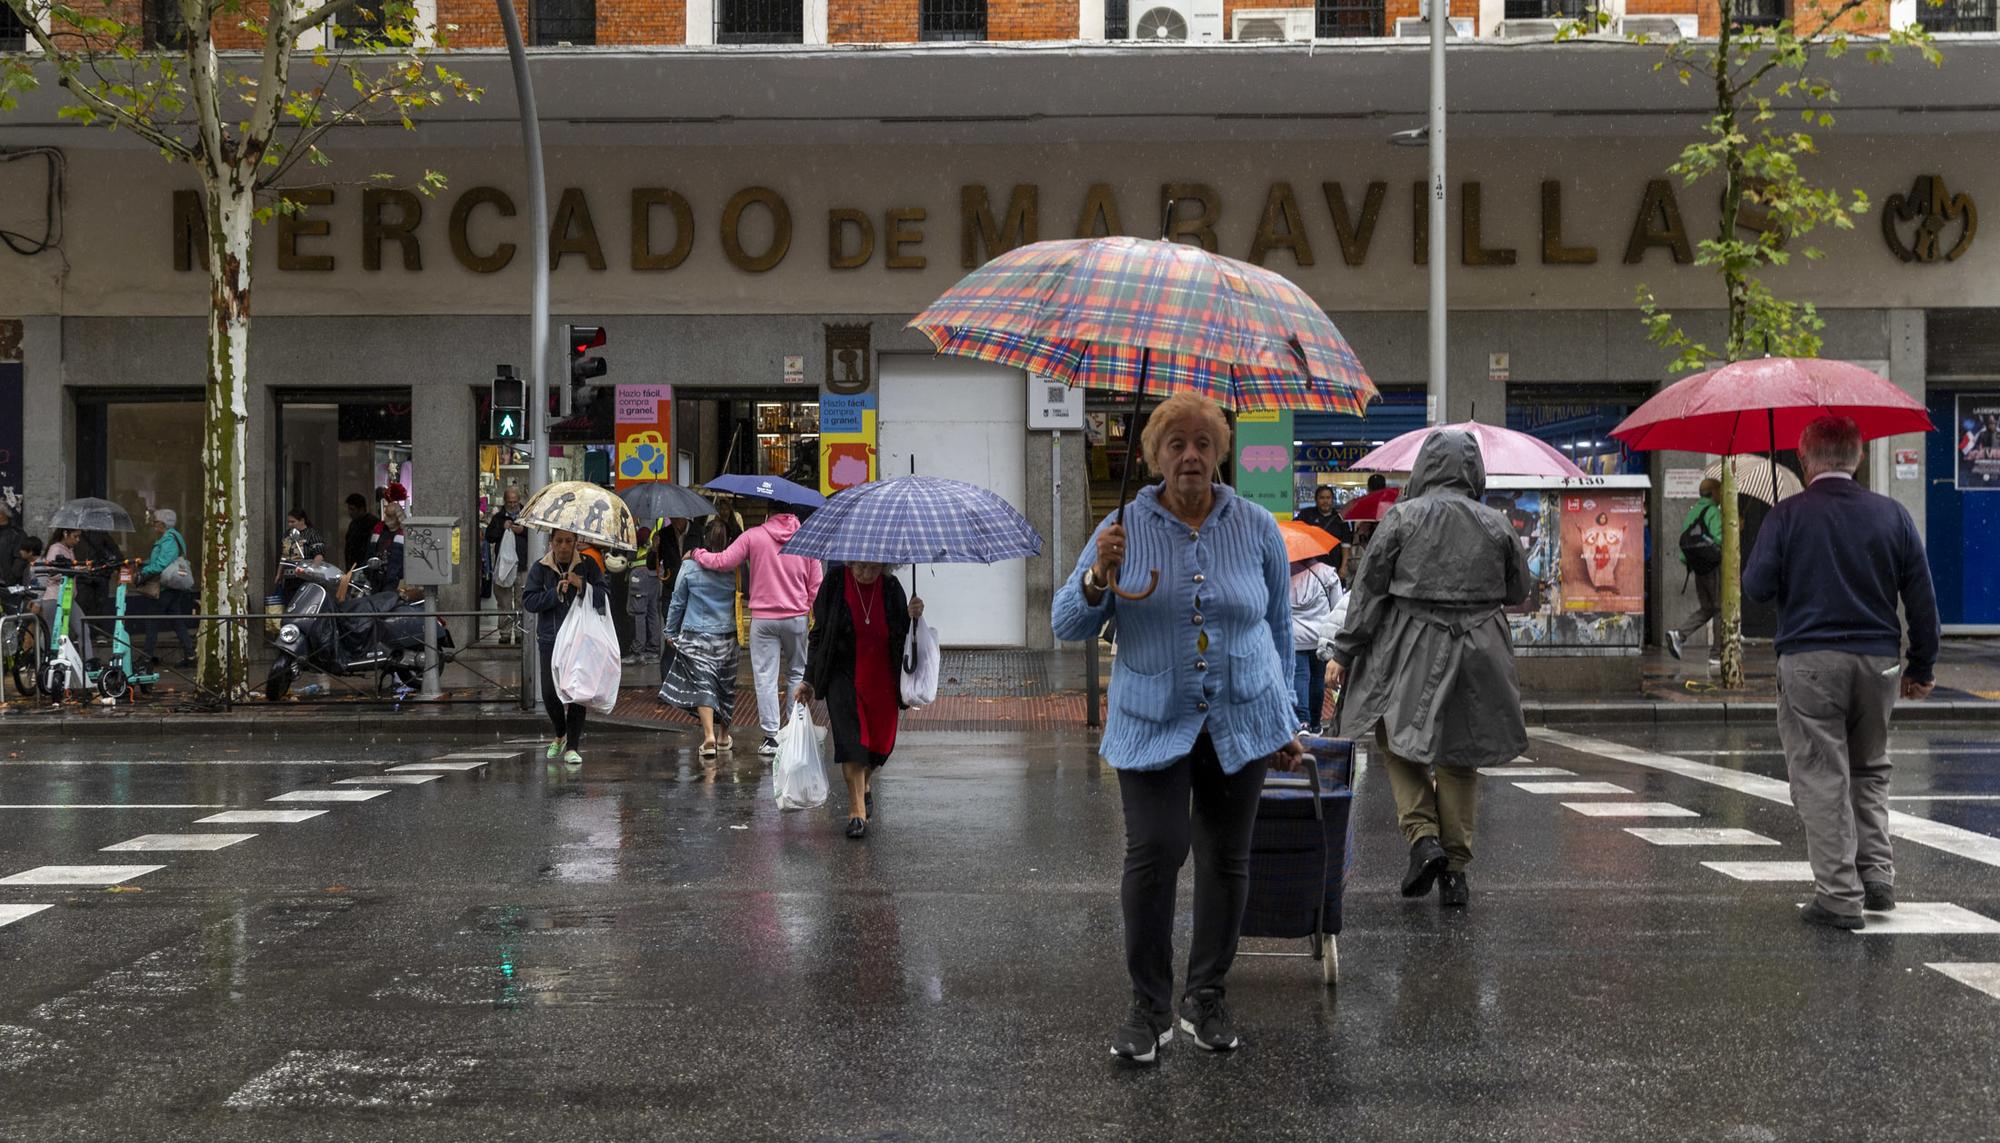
[560,324,608,417]
[491,365,524,441]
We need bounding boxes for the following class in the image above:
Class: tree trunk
[197,171,255,700]
[1717,459,1744,688]
[1712,17,1748,690]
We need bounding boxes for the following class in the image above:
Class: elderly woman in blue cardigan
[1054,392,1301,1066]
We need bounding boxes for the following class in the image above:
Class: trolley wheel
[98,667,129,702]
[1320,934,1339,987]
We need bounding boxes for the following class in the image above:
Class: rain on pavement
[1,722,1997,1141]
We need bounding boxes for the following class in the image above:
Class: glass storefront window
[75,394,205,572]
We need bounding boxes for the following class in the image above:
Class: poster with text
[614,384,673,488]
[1559,492,1644,614]
[1957,394,2000,490]
[1232,409,1294,519]
[819,391,877,496]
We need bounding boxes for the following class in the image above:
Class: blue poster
[820,392,874,435]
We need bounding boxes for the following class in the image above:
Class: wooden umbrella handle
[1112,568,1160,601]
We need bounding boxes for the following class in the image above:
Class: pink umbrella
[1351,421,1586,479]
[1612,358,1932,454]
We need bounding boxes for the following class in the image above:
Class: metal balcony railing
[1918,0,1996,31]
[921,0,987,40]
[717,0,804,43]
[1315,0,1384,37]
[533,0,596,44]
[1503,0,1593,19]
[1730,0,1786,28]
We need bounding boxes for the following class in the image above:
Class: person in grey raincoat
[1325,429,1530,909]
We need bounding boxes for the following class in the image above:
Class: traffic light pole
[499,0,550,712]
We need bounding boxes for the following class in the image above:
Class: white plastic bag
[552,598,621,714]
[772,700,829,810]
[900,616,939,709]
[494,535,519,588]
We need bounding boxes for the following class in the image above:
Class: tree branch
[4,0,196,159]
[289,0,357,36]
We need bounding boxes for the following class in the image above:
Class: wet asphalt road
[1,722,1998,1142]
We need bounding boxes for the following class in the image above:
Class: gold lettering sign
[828,208,875,270]
[1540,180,1596,265]
[721,187,792,273]
[1162,183,1219,251]
[1323,181,1384,267]
[362,188,423,272]
[1624,178,1693,264]
[449,187,516,274]
[1882,175,1976,264]
[631,188,694,271]
[550,188,606,271]
[277,188,335,272]
[1075,183,1122,238]
[961,184,1038,268]
[1248,182,1313,267]
[884,207,926,270]
[1461,182,1516,267]
[173,188,208,273]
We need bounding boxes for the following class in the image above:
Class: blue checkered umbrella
[781,476,1043,565]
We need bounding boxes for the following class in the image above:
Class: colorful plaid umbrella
[909,236,1376,415]
[781,476,1043,566]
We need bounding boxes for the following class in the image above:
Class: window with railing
[717,0,803,42]
[1315,0,1383,36]
[1918,0,1996,31]
[920,0,986,39]
[145,0,189,48]
[534,0,596,43]
[1503,0,1592,18]
[1105,0,1128,37]
[0,3,30,50]
[333,2,390,44]
[1729,0,1785,28]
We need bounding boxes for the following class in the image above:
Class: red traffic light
[570,325,606,354]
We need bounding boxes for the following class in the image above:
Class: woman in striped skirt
[659,519,741,756]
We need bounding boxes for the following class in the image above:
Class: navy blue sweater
[1742,475,1941,683]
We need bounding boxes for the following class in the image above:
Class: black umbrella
[618,481,715,522]
[49,497,135,532]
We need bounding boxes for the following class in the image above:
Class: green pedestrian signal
[491,365,525,442]
[493,408,522,440]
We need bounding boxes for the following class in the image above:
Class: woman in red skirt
[796,561,924,840]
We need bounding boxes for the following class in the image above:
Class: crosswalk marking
[1843,903,2000,936]
[1702,861,1816,881]
[267,790,390,803]
[102,834,256,852]
[334,775,442,786]
[1624,828,1781,847]
[1561,802,1699,818]
[0,903,52,927]
[195,810,327,824]
[388,762,488,773]
[0,865,166,886]
[1514,781,1633,795]
[0,804,234,810]
[1928,963,2000,999]
[1478,766,1576,777]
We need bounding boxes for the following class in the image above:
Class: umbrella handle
[1111,568,1160,602]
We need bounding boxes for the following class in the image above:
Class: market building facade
[1,36,1994,660]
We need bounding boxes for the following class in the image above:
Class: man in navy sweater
[1744,415,1940,932]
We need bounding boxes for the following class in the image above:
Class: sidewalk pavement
[7,640,1994,735]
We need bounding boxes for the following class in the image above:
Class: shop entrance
[1292,387,1428,511]
[74,389,205,570]
[274,390,413,568]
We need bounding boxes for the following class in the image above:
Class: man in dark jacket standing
[0,501,24,587]
[485,485,529,646]
[343,493,379,571]
[1745,415,1940,932]
[1292,484,1354,581]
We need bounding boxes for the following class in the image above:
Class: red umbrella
[1352,421,1585,479]
[1611,358,1932,454]
[1341,487,1400,522]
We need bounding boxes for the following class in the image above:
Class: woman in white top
[1289,557,1346,734]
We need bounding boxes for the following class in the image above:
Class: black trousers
[1117,731,1269,1015]
[537,640,585,750]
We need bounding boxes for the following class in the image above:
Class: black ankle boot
[1439,871,1469,908]
[1402,837,1447,898]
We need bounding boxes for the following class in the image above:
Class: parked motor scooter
[264,557,454,700]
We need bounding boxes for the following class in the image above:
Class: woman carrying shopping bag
[524,528,608,768]
[659,519,741,757]
[795,561,924,840]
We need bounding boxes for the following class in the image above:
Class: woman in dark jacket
[522,528,608,768]
[795,562,924,840]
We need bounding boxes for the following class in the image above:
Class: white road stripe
[1532,728,2000,870]
[1843,902,2000,936]
[196,810,327,824]
[1478,766,1576,777]
[0,904,53,927]
[1514,781,1634,795]
[0,804,234,810]
[1888,795,2000,802]
[431,752,521,760]
[1702,861,1816,881]
[102,834,257,852]
[1625,827,1781,846]
[1561,802,1700,818]
[1928,963,2000,1000]
[388,762,487,772]
[334,774,441,785]
[267,790,390,803]
[0,760,383,767]
[0,865,165,886]
[1677,747,2000,758]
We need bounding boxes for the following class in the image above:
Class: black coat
[0,523,24,586]
[485,508,530,566]
[522,554,608,645]
[344,513,379,570]
[805,566,911,708]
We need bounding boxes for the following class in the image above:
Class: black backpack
[1679,512,1722,575]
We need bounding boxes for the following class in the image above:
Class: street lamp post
[1427,0,1448,426]
[497,0,551,710]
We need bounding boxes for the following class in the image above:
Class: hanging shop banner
[615,384,674,488]
[1956,394,2000,490]
[820,391,877,496]
[1233,409,1295,518]
[1559,491,1645,615]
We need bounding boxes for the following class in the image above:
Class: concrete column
[1884,308,1927,534]
[21,315,68,535]
[413,381,479,645]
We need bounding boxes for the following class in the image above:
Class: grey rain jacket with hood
[1330,429,1532,770]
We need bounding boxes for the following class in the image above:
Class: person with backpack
[1667,478,1724,664]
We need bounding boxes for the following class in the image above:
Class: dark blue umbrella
[781,476,1042,565]
[703,473,826,510]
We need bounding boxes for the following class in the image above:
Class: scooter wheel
[98,667,129,702]
[265,659,295,702]
[38,663,66,705]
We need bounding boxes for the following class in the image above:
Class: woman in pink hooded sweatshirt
[693,510,824,754]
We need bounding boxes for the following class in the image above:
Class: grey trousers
[1777,650,1900,917]
[1675,569,1721,643]
[749,615,810,737]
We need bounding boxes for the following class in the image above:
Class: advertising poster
[819,391,877,496]
[614,384,673,489]
[1957,394,2000,490]
[1232,409,1294,519]
[1559,492,1645,614]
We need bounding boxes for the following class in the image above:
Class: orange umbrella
[1278,520,1339,564]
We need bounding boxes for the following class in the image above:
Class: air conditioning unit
[1495,17,1567,37]
[1393,15,1475,36]
[1233,7,1316,40]
[1622,13,1696,38]
[1130,0,1226,42]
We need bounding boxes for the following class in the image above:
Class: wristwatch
[1083,567,1105,592]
